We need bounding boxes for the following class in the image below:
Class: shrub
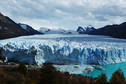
[25,78,35,84]
[0,68,7,83]
[15,72,25,82]
[0,69,6,79]
[29,69,41,84]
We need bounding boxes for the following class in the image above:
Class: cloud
[0,0,126,30]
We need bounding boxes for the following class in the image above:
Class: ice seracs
[0,34,126,66]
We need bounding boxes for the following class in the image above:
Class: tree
[110,69,126,84]
[115,69,125,82]
[94,73,108,84]
[18,62,28,77]
[39,63,60,84]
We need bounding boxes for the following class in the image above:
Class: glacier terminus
[0,34,126,65]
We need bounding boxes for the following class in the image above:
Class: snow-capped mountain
[0,34,126,66]
[39,27,78,34]
[77,25,95,34]
[77,26,85,33]
[19,23,42,35]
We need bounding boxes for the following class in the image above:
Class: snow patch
[20,24,27,29]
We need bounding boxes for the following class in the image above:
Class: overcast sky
[0,0,126,30]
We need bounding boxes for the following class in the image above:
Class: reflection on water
[83,62,126,80]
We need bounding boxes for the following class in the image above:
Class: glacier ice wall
[0,35,126,65]
[0,37,126,66]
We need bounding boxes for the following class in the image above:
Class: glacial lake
[83,62,126,80]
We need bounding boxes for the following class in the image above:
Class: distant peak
[87,25,93,28]
[77,25,95,34]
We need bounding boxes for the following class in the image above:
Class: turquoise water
[83,62,126,80]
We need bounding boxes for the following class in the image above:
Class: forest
[0,63,125,84]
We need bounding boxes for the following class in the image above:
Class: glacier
[0,34,126,66]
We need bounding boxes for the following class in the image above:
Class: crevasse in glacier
[0,34,126,65]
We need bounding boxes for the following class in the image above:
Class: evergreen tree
[18,62,28,77]
[39,63,60,84]
[94,73,108,84]
[115,69,125,82]
[110,69,126,84]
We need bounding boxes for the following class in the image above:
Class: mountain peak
[77,25,95,34]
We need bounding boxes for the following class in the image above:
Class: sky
[0,0,126,30]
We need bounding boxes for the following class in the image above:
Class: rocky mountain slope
[89,22,126,39]
[0,13,28,39]
[19,23,42,35]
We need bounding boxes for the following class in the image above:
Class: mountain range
[0,13,42,40]
[39,27,78,34]
[1,12,126,40]
[89,22,126,39]
[0,13,27,39]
